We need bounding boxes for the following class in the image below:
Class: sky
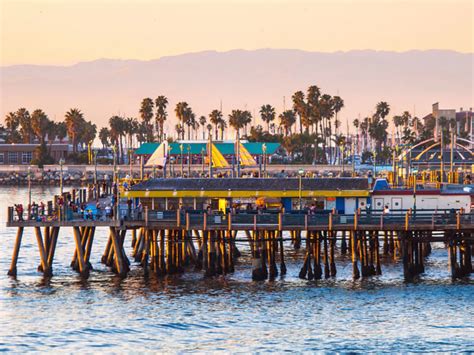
[0,0,472,66]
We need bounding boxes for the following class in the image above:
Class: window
[0,153,4,164]
[8,152,18,164]
[22,152,32,164]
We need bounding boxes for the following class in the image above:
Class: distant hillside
[1,49,472,132]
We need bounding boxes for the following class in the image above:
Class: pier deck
[5,206,474,281]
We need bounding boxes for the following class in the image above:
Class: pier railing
[7,205,474,230]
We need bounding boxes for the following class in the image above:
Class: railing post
[253,214,257,231]
[278,213,282,231]
[304,214,308,230]
[456,211,460,230]
[380,213,384,230]
[328,212,332,231]
[145,206,149,227]
[405,211,410,231]
[186,212,190,230]
[176,208,181,227]
[203,212,207,231]
[354,212,358,230]
[227,213,232,231]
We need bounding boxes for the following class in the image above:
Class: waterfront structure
[137,141,280,167]
[125,177,369,214]
[4,177,474,282]
[371,179,473,212]
[0,143,69,165]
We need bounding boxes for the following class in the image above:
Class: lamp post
[180,144,184,177]
[112,145,117,183]
[413,173,417,213]
[129,149,133,178]
[167,145,172,178]
[262,143,267,178]
[201,148,205,176]
[341,143,345,174]
[298,168,304,210]
[187,145,191,177]
[93,150,98,186]
[59,158,65,196]
[351,141,355,175]
[28,166,32,208]
[440,125,444,183]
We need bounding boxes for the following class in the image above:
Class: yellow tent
[238,142,257,166]
[207,143,229,168]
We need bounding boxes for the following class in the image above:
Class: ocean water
[0,186,473,352]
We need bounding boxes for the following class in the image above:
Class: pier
[4,178,474,281]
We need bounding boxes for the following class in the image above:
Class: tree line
[2,84,468,165]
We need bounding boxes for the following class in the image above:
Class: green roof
[136,141,281,156]
[169,142,207,155]
[243,142,280,155]
[135,143,160,155]
[213,143,235,155]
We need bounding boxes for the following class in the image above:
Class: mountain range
[1,49,472,132]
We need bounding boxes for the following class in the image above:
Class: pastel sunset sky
[1,0,472,66]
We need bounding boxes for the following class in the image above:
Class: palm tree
[199,115,207,140]
[16,108,33,143]
[109,115,126,162]
[174,102,189,140]
[185,108,195,140]
[4,112,19,132]
[139,98,154,142]
[228,109,246,139]
[332,96,344,135]
[99,127,110,148]
[175,123,184,139]
[4,112,21,143]
[209,109,223,140]
[206,123,213,139]
[31,109,50,144]
[393,115,403,143]
[65,108,84,153]
[292,91,305,134]
[124,117,139,149]
[279,110,296,135]
[318,94,334,160]
[54,121,67,143]
[259,104,276,132]
[242,110,252,137]
[80,121,97,150]
[218,118,227,140]
[307,85,321,134]
[376,101,390,120]
[155,95,168,142]
[353,118,360,154]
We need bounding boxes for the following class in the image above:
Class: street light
[93,150,98,186]
[129,148,133,177]
[180,144,184,176]
[340,143,345,174]
[298,168,304,210]
[201,147,205,175]
[112,145,117,183]
[187,145,191,177]
[28,166,32,208]
[262,143,267,178]
[59,158,65,196]
[373,151,377,177]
